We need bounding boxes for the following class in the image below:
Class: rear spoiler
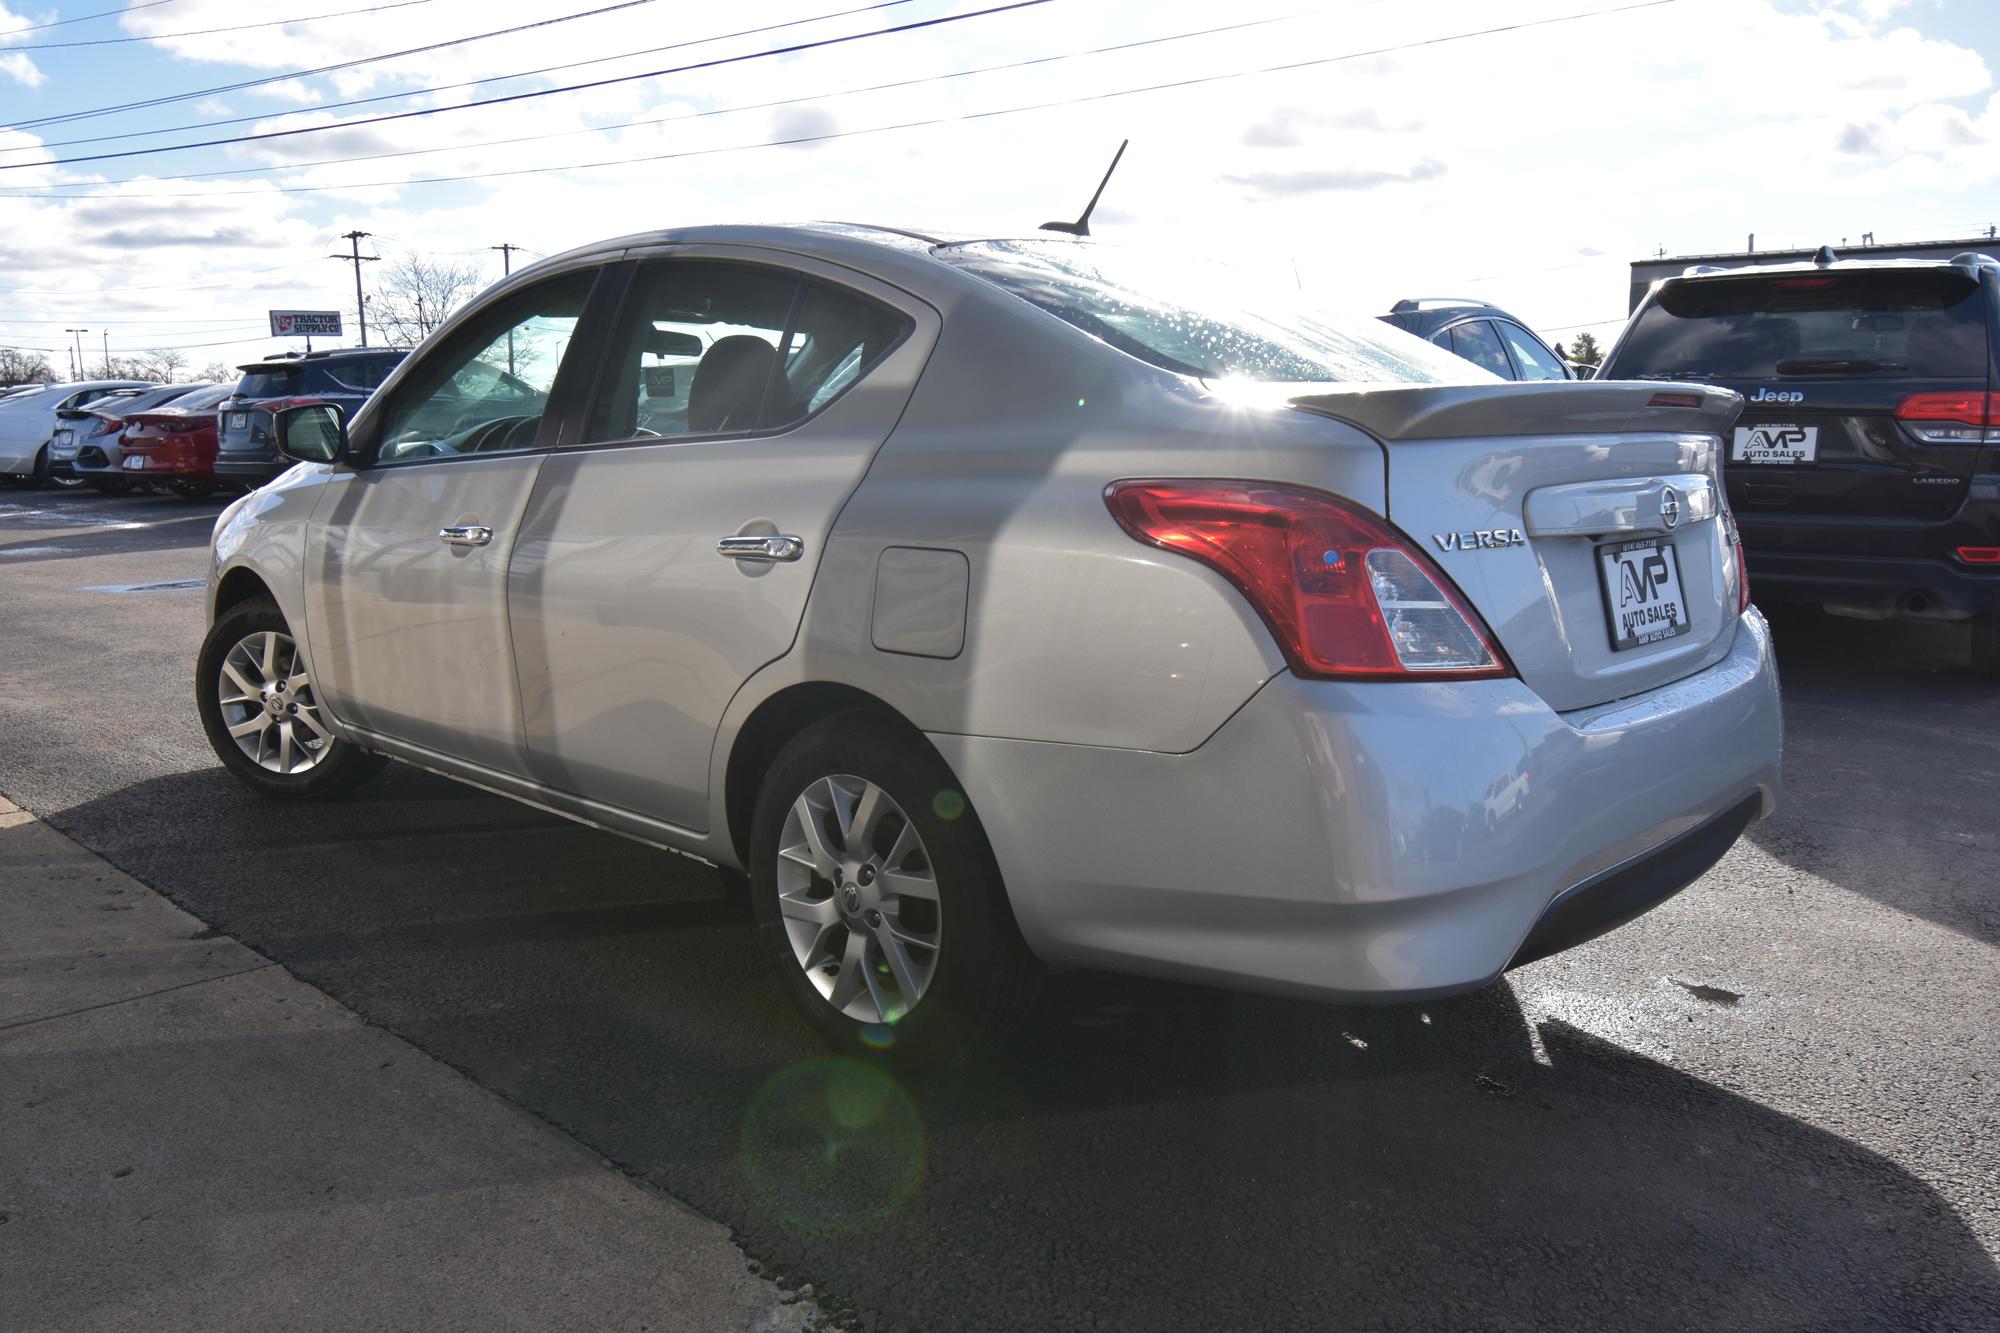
[1286,381,1743,441]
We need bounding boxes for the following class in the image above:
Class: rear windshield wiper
[1774,357,1904,376]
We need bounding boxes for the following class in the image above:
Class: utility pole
[64,329,87,381]
[492,243,522,375]
[100,329,110,377]
[329,230,378,347]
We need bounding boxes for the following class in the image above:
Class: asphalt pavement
[2,488,1996,1331]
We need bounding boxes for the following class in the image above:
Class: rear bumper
[933,610,1782,1002]
[214,450,288,484]
[1747,549,2000,617]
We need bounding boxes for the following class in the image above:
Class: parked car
[214,348,405,487]
[198,225,1782,1065]
[110,383,238,499]
[1379,299,1574,380]
[0,379,154,486]
[55,383,210,491]
[1600,247,2000,677]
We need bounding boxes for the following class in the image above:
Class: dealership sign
[268,310,344,337]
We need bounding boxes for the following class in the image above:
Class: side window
[1447,321,1516,379]
[1496,322,1568,381]
[771,282,911,426]
[586,262,801,444]
[374,271,593,463]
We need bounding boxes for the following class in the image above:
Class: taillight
[1723,506,1751,613]
[1103,480,1511,680]
[86,416,120,438]
[1897,391,2000,444]
[1959,546,2000,565]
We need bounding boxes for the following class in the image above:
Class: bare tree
[0,346,53,386]
[143,347,191,383]
[196,361,236,383]
[368,252,483,349]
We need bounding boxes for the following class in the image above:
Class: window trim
[562,254,918,456]
[347,261,620,471]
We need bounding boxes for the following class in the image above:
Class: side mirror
[273,401,348,464]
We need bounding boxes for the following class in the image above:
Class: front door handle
[439,524,494,548]
[717,534,805,563]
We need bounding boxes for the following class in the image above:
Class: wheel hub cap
[217,630,334,775]
[774,774,942,1025]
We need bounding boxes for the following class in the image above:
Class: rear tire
[196,596,385,799]
[10,444,50,489]
[167,480,218,500]
[1973,614,1999,680]
[748,712,1040,1068]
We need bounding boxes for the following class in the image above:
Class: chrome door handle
[716,534,805,563]
[438,524,494,547]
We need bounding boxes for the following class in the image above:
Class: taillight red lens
[87,416,119,437]
[1897,392,2000,426]
[1103,480,1511,681]
[1958,546,2000,565]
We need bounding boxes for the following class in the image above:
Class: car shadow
[41,764,2000,1332]
[1751,605,1999,945]
[0,508,221,565]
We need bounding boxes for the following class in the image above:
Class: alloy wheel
[216,630,335,774]
[775,774,941,1024]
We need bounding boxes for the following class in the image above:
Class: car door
[303,265,609,776]
[507,249,938,831]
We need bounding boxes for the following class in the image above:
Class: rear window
[936,241,1488,385]
[234,355,401,400]
[1614,269,1990,380]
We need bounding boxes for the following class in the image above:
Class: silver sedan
[197,224,1782,1065]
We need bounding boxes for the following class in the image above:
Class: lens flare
[741,1057,926,1234]
[932,789,966,821]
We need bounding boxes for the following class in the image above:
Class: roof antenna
[1040,139,1128,238]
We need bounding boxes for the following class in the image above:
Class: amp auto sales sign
[269,310,344,337]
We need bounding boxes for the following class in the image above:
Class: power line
[8,5,1333,187]
[0,0,1678,202]
[1,0,1057,170]
[1,0,665,134]
[6,0,444,51]
[3,0,918,155]
[0,0,180,37]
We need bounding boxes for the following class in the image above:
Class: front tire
[1973,614,1999,680]
[748,712,1039,1067]
[196,596,384,799]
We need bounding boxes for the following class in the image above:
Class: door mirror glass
[274,402,347,463]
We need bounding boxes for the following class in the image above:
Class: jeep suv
[1600,250,2000,676]
[215,348,404,486]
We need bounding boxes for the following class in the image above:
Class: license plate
[1599,537,1692,651]
[1732,423,1817,464]
[228,412,249,429]
[54,429,72,446]
[123,455,146,470]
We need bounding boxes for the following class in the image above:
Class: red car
[115,383,238,499]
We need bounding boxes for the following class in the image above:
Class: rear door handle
[439,524,494,547]
[717,534,805,563]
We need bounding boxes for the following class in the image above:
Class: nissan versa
[197,224,1783,1064]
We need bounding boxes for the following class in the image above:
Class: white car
[199,224,1782,1065]
[0,380,155,486]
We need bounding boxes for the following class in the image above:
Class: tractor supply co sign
[269,310,344,337]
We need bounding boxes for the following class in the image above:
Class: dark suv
[1600,250,2000,677]
[215,348,404,486]
[1378,299,1575,380]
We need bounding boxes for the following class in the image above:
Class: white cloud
[0,49,40,87]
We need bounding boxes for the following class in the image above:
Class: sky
[0,0,1997,376]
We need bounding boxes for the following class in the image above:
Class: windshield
[1614,269,1989,380]
[936,241,1491,385]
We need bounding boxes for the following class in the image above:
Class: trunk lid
[1289,381,1746,713]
